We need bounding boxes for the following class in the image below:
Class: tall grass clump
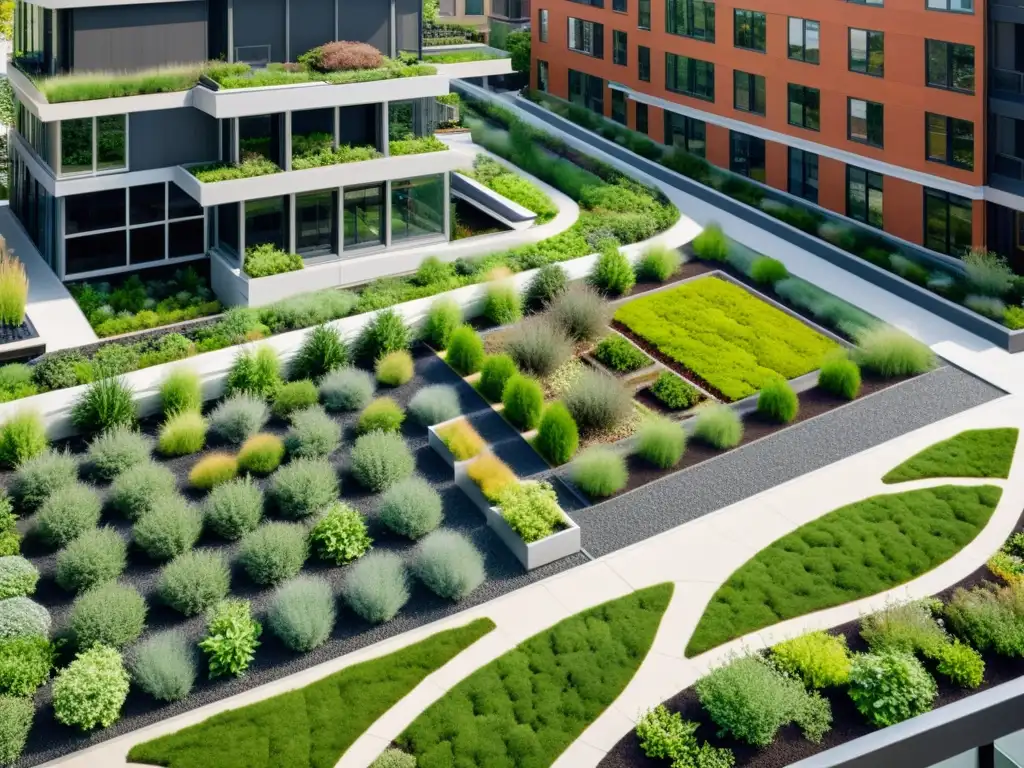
[526,263,568,308]
[0,412,47,468]
[159,368,202,417]
[225,345,281,399]
[692,405,743,449]
[411,531,485,601]
[128,630,196,702]
[156,550,230,616]
[421,298,462,350]
[409,385,461,426]
[563,369,632,435]
[446,325,485,375]
[478,354,517,402]
[209,394,269,444]
[341,552,409,624]
[158,411,208,456]
[636,245,683,282]
[963,248,1015,297]
[570,447,628,497]
[757,378,799,424]
[549,285,611,342]
[590,244,636,296]
[635,417,686,469]
[503,317,572,377]
[0,248,28,326]
[356,308,409,364]
[854,326,937,377]
[71,375,136,434]
[692,223,728,261]
[290,324,347,381]
[108,462,176,520]
[818,355,861,400]
[12,450,77,511]
[483,282,523,325]
[267,575,335,652]
[320,366,376,412]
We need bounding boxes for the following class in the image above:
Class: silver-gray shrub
[69,581,147,650]
[267,575,336,652]
[209,394,269,444]
[773,277,876,337]
[502,317,573,377]
[203,478,264,540]
[55,527,127,593]
[965,294,1006,321]
[284,405,341,459]
[108,461,178,520]
[86,427,153,481]
[35,482,102,548]
[157,549,231,616]
[132,495,203,561]
[0,557,39,600]
[11,450,78,512]
[268,457,339,519]
[411,530,485,602]
[128,630,196,702]
[0,597,50,639]
[963,248,1015,297]
[379,476,443,540]
[237,522,308,586]
[319,367,375,412]
[341,551,409,624]
[370,749,417,768]
[548,285,611,343]
[408,385,461,427]
[562,369,632,435]
[349,431,415,492]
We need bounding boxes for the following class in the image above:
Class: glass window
[295,190,337,257]
[849,29,884,77]
[636,102,649,134]
[614,0,627,11]
[926,113,974,170]
[613,30,628,65]
[849,0,882,6]
[217,203,240,258]
[569,69,605,113]
[665,112,706,157]
[168,184,203,220]
[238,115,276,163]
[539,8,548,41]
[65,189,125,235]
[847,166,883,228]
[169,219,204,259]
[61,118,92,175]
[344,185,384,250]
[65,231,127,275]
[96,115,126,172]
[788,18,819,64]
[926,40,974,93]
[639,0,650,29]
[666,0,715,42]
[787,84,820,131]
[926,0,972,13]
[729,131,766,182]
[666,53,715,101]
[788,148,818,204]
[245,196,287,251]
[925,189,972,255]
[639,45,651,81]
[568,18,604,57]
[734,9,766,52]
[391,175,445,243]
[130,225,165,264]
[611,90,627,124]
[733,71,766,116]
[849,98,884,147]
[130,184,165,226]
[537,59,549,91]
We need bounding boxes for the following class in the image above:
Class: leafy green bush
[358,397,406,434]
[0,635,55,696]
[160,368,202,417]
[200,599,261,678]
[0,597,50,639]
[936,639,985,689]
[380,477,443,540]
[0,412,47,469]
[308,503,371,564]
[502,374,544,430]
[52,645,130,730]
[563,369,631,435]
[854,326,936,377]
[526,263,568,307]
[570,447,628,497]
[692,224,728,261]
[157,549,231,616]
[128,630,196,702]
[422,298,463,350]
[11,450,77,511]
[86,426,152,481]
[291,325,347,381]
[243,243,303,278]
[268,575,336,652]
[272,380,319,418]
[409,385,461,426]
[478,354,517,401]
[503,317,573,376]
[636,417,686,469]
[357,309,409,364]
[757,378,799,423]
[594,335,649,373]
[484,283,523,325]
[637,245,683,282]
[591,244,636,296]
[370,749,418,768]
[132,495,203,561]
[237,433,285,474]
[35,483,102,548]
[0,557,37,600]
[634,705,734,767]
[226,345,282,399]
[412,530,485,601]
[770,631,851,689]
[55,527,127,593]
[189,453,239,490]
[285,405,341,458]
[341,552,409,623]
[550,285,611,345]
[496,481,563,543]
[536,402,579,465]
[649,372,701,410]
[750,256,789,285]
[945,581,1024,657]
[847,650,936,727]
[860,600,949,657]
[350,431,415,492]
[446,325,485,375]
[70,581,147,650]
[203,478,263,540]
[209,394,269,444]
[818,356,861,400]
[0,695,33,765]
[158,411,208,456]
[268,457,338,518]
[320,367,375,411]
[71,375,137,434]
[692,405,743,449]
[376,350,414,387]
[109,461,176,520]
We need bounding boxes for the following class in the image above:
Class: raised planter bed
[0,314,44,363]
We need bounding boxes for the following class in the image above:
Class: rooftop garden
[29,62,220,104]
[422,50,505,63]
[883,428,1019,484]
[461,155,557,223]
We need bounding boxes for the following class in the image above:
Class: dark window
[344,184,384,249]
[65,230,127,275]
[849,0,882,6]
[788,18,819,64]
[568,0,604,6]
[65,189,125,235]
[850,28,884,76]
[245,196,287,251]
[96,115,126,172]
[130,225,165,264]
[168,184,203,220]
[788,148,819,204]
[926,40,974,93]
[613,30,628,65]
[636,102,649,134]
[926,113,974,170]
[926,0,972,13]
[568,18,604,57]
[296,190,337,256]
[849,98,884,147]
[639,0,651,29]
[569,69,606,113]
[666,53,715,101]
[537,59,549,91]
[612,90,628,124]
[787,84,820,131]
[217,203,239,258]
[169,219,204,259]
[614,0,627,11]
[847,166,883,228]
[129,184,165,226]
[733,71,766,115]
[539,9,548,41]
[665,112,706,157]
[729,131,766,182]
[734,9,766,52]
[60,118,92,175]
[638,45,651,81]
[666,0,715,42]
[925,189,973,255]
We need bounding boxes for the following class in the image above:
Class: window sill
[848,138,884,150]
[849,69,885,79]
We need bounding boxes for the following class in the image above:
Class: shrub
[966,294,1006,320]
[818,356,861,400]
[284,405,341,459]
[203,478,264,540]
[635,706,734,767]
[356,398,404,436]
[847,650,937,727]
[109,461,176,520]
[503,317,573,377]
[437,420,485,461]
[0,694,32,765]
[0,557,37,600]
[563,369,632,434]
[412,531,485,601]
[52,645,130,731]
[692,224,728,261]
[341,552,409,624]
[189,453,239,490]
[502,374,544,431]
[591,244,636,295]
[159,368,202,417]
[549,285,611,343]
[536,402,579,465]
[317,39,383,69]
[636,417,686,469]
[237,433,285,474]
[860,600,949,657]
[483,283,523,325]
[320,366,376,412]
[11,450,77,511]
[200,599,261,678]
[36,483,102,548]
[158,411,208,456]
[409,385,461,426]
[55,528,127,593]
[243,243,303,278]
[637,245,682,282]
[770,632,851,689]
[268,575,336,652]
[132,495,202,561]
[945,582,1024,657]
[750,256,789,285]
[129,630,196,702]
[157,549,230,616]
[0,636,55,696]
[357,309,409,364]
[498,481,564,542]
[478,354,517,402]
[371,749,417,768]
[422,298,463,350]
[70,581,147,650]
[594,334,649,373]
[375,350,414,387]
[309,503,371,564]
[272,380,319,418]
[526,263,568,307]
[695,656,831,746]
[86,426,152,482]
[0,412,46,469]
[757,378,799,423]
[209,394,269,444]
[854,326,937,377]
[239,522,308,586]
[0,597,49,639]
[936,639,985,689]
[692,405,743,449]
[379,476,443,540]
[570,447,628,497]
[71,375,137,434]
[446,325,485,375]
[467,454,517,502]
[291,324,347,381]
[225,345,282,399]
[350,431,414,492]
[268,457,338,518]
[963,247,1015,297]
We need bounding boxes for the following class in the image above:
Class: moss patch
[883,428,1018,484]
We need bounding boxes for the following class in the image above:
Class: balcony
[993,68,1024,104]
[422,46,515,78]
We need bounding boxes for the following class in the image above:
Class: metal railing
[992,67,1024,97]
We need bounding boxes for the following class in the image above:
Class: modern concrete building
[5,0,511,303]
[531,0,1024,266]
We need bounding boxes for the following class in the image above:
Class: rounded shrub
[341,552,409,624]
[536,402,579,465]
[308,503,371,564]
[71,376,137,435]
[55,528,127,593]
[446,325,485,376]
[635,417,686,469]
[0,695,33,765]
[483,283,523,326]
[757,378,799,424]
[160,367,202,417]
[848,650,937,727]
[132,495,203,561]
[238,522,308,586]
[478,354,517,402]
[371,749,417,768]
[526,263,568,308]
[70,581,147,650]
[189,452,239,490]
[237,433,285,474]
[272,379,319,418]
[411,530,485,601]
[408,385,461,426]
[268,457,338,518]
[357,397,405,434]
[35,483,102,549]
[692,223,728,261]
[379,476,442,540]
[590,245,636,296]
[818,356,862,400]
[770,631,852,689]
[421,298,463,350]
[0,597,50,639]
[356,308,409,364]
[53,645,130,731]
[157,549,230,616]
[502,374,544,431]
[375,350,414,387]
[158,411,208,457]
[0,557,38,599]
[11,450,77,512]
[209,394,269,444]
[109,461,176,520]
[199,598,261,679]
[268,575,335,652]
[692,405,744,449]
[0,411,47,469]
[203,478,264,540]
[549,285,610,343]
[503,316,574,378]
[563,369,632,435]
[128,630,196,702]
[570,447,628,497]
[350,431,415,492]
[291,324,347,382]
[320,367,375,412]
[637,245,682,282]
[285,405,341,459]
[750,256,789,285]
[86,427,152,481]
[936,639,985,689]
[225,345,282,400]
[854,326,937,378]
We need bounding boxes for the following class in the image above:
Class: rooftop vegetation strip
[882,428,1020,484]
[422,51,506,63]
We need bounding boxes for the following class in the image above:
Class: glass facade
[295,190,337,257]
[9,149,57,272]
[56,115,127,176]
[245,197,288,252]
[344,185,385,250]
[391,175,445,243]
